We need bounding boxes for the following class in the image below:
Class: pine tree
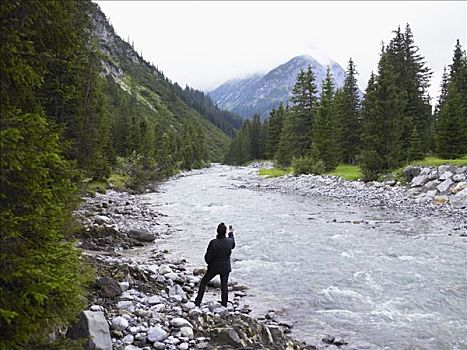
[339,58,361,164]
[311,67,340,171]
[360,73,385,181]
[276,67,318,165]
[407,126,424,160]
[265,103,285,159]
[435,40,467,157]
[250,114,263,159]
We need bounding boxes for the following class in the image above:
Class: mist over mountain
[209,55,347,119]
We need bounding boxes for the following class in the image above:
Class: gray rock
[403,166,421,181]
[95,215,111,225]
[96,277,122,298]
[165,272,182,282]
[451,188,467,206]
[153,342,166,350]
[127,229,155,242]
[159,265,173,275]
[451,182,467,194]
[438,165,452,174]
[180,326,194,339]
[411,175,428,187]
[111,316,129,331]
[168,284,185,297]
[424,179,440,190]
[215,328,242,347]
[124,346,141,350]
[437,178,454,193]
[179,342,189,350]
[122,333,134,344]
[433,195,449,205]
[165,336,180,345]
[117,300,135,313]
[67,311,112,350]
[439,170,453,181]
[148,295,162,305]
[119,281,130,292]
[453,174,466,182]
[147,326,168,342]
[170,317,193,328]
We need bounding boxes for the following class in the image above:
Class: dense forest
[224,26,467,180]
[0,1,240,348]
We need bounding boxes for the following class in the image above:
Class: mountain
[92,4,239,160]
[209,55,347,119]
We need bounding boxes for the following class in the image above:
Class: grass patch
[328,164,361,180]
[258,167,292,178]
[408,155,467,167]
[83,174,129,194]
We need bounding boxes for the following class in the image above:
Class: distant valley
[209,55,346,119]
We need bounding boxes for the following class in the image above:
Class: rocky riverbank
[72,189,315,350]
[238,164,467,230]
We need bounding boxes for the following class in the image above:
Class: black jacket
[204,232,235,273]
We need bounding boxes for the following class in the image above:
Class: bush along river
[76,164,466,350]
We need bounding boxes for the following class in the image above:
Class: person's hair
[217,223,227,237]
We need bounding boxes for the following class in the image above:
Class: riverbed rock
[127,229,155,242]
[147,326,168,342]
[411,175,428,187]
[451,188,467,206]
[95,215,112,225]
[450,181,467,194]
[437,178,454,193]
[403,166,421,181]
[68,311,112,350]
[159,264,173,275]
[111,316,129,331]
[170,317,193,328]
[96,277,122,298]
[433,195,449,205]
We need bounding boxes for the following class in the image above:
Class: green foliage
[435,40,467,158]
[328,164,362,180]
[0,1,96,347]
[258,167,292,178]
[265,103,285,159]
[292,156,325,175]
[311,67,340,171]
[408,155,467,167]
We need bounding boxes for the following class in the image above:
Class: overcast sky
[96,1,466,101]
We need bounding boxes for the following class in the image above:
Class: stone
[95,215,111,225]
[124,346,141,350]
[450,182,467,194]
[334,337,349,346]
[127,229,155,242]
[453,174,466,182]
[438,165,452,174]
[122,334,134,344]
[437,178,454,193]
[179,342,189,350]
[451,188,467,206]
[111,316,129,331]
[180,326,194,339]
[213,306,229,318]
[403,166,421,181]
[119,281,130,292]
[411,175,428,187]
[182,302,196,311]
[153,342,166,350]
[439,170,453,181]
[424,179,440,190]
[67,311,112,350]
[96,277,122,298]
[168,284,185,297]
[433,195,449,205]
[215,328,242,347]
[117,300,135,313]
[165,272,182,282]
[147,326,168,342]
[193,268,206,276]
[166,336,180,345]
[148,295,162,305]
[159,264,173,275]
[207,301,222,312]
[322,335,335,344]
[170,317,193,328]
[90,305,104,312]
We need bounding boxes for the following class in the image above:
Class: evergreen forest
[224,25,467,181]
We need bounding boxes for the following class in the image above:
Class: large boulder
[96,277,122,298]
[67,311,112,350]
[451,188,467,206]
[437,178,454,193]
[147,326,168,342]
[403,166,421,182]
[411,175,428,187]
[127,229,155,242]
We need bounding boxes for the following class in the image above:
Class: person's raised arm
[228,226,235,249]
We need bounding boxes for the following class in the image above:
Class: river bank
[238,163,467,231]
[74,188,314,350]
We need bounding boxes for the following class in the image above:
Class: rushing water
[142,165,467,350]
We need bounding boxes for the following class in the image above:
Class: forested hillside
[0,1,238,348]
[225,26,467,180]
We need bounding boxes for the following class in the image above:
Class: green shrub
[292,156,325,175]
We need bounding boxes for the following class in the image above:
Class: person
[194,222,235,307]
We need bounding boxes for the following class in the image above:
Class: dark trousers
[194,270,229,307]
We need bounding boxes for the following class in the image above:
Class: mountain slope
[92,4,234,161]
[209,55,346,119]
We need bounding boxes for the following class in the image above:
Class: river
[141,165,466,350]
